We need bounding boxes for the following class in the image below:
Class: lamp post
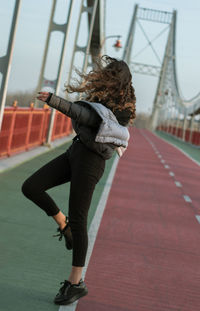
[99,35,122,56]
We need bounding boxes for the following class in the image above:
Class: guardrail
[0,101,72,158]
[156,125,200,146]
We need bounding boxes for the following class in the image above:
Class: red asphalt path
[77,128,200,311]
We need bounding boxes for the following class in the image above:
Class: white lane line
[161,159,165,163]
[59,155,119,311]
[169,171,175,177]
[174,181,182,187]
[164,165,170,169]
[152,131,200,167]
[195,215,200,224]
[183,195,192,203]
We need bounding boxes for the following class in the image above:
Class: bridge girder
[124,4,200,129]
[87,0,105,62]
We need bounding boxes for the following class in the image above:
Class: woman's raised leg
[21,151,71,219]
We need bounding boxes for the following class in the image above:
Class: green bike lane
[0,140,116,311]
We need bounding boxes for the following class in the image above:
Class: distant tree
[5,90,44,107]
[5,90,74,108]
[133,112,151,129]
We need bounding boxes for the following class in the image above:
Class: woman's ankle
[59,221,66,231]
[68,278,81,285]
[68,266,83,285]
[53,211,67,230]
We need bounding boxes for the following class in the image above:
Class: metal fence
[0,101,72,158]
[157,125,200,146]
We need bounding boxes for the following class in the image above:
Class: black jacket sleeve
[46,93,102,128]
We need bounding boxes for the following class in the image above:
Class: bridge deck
[77,128,200,311]
[0,128,200,311]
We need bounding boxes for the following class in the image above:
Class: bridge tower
[0,0,21,132]
[36,0,105,145]
[123,4,200,131]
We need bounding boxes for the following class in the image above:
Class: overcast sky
[0,0,200,113]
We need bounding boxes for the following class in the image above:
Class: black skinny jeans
[21,139,105,267]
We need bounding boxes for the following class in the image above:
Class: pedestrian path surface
[76,128,200,311]
[155,130,200,165]
[1,128,200,311]
[0,139,115,311]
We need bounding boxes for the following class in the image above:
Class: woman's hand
[37,91,50,102]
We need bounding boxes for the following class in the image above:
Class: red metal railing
[156,125,200,146]
[0,101,72,158]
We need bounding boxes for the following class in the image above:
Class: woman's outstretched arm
[37,92,101,128]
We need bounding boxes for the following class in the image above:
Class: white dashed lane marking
[183,195,192,203]
[195,215,200,224]
[174,181,182,187]
[141,131,198,225]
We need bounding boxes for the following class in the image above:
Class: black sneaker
[53,216,73,250]
[54,278,88,305]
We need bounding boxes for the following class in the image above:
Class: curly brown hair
[65,55,136,124]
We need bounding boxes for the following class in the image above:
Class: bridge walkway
[0,128,200,310]
[77,128,200,311]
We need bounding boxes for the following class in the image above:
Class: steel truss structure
[1,1,199,144]
[0,0,21,132]
[123,4,200,133]
[0,0,105,145]
[151,9,200,131]
[38,0,105,144]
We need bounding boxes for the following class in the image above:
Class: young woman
[21,55,136,306]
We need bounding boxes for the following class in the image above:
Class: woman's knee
[21,178,37,198]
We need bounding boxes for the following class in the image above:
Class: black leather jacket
[46,93,131,159]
